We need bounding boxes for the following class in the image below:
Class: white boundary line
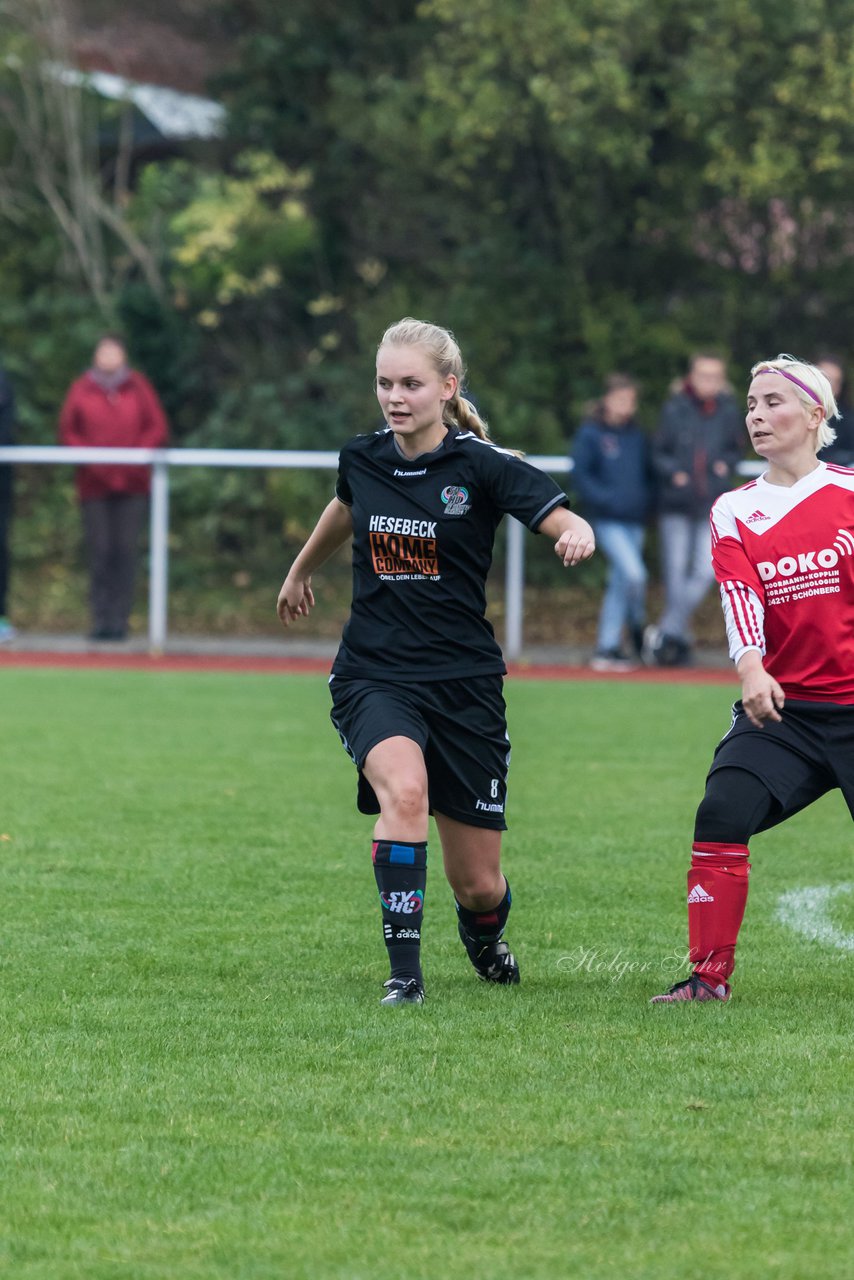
[775,884,854,952]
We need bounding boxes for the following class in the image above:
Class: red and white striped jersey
[710,461,854,703]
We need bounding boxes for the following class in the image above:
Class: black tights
[694,768,779,844]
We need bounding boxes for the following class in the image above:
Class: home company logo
[368,513,438,578]
[746,509,770,524]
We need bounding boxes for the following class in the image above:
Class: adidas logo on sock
[687,884,715,904]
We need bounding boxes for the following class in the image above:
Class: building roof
[50,63,226,141]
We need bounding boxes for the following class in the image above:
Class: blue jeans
[657,513,714,642]
[592,520,648,652]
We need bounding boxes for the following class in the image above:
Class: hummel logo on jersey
[746,509,770,524]
[687,884,715,904]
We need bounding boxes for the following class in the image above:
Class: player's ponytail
[751,354,840,452]
[379,317,492,441]
[445,388,491,441]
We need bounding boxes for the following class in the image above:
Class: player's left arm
[487,451,593,565]
[537,505,596,567]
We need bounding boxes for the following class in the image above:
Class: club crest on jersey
[441,485,471,516]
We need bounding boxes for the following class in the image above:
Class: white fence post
[504,517,525,661]
[148,455,170,654]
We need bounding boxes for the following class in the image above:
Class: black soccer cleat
[380,977,425,1006]
[459,925,520,985]
[650,974,730,1004]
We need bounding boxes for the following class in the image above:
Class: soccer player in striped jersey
[277,318,595,1005]
[653,354,854,1003]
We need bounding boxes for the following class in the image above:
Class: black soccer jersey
[331,425,569,681]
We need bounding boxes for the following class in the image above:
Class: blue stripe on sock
[389,844,416,865]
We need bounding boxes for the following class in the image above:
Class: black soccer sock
[372,839,427,984]
[456,879,512,958]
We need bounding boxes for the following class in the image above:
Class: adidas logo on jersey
[746,509,770,523]
[687,884,715,904]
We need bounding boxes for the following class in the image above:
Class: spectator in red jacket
[59,335,169,640]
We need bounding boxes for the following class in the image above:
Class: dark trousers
[81,493,148,636]
[0,467,11,617]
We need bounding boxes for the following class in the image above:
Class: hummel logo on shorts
[687,884,715,904]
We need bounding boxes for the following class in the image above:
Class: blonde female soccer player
[278,318,595,1005]
[653,355,854,1003]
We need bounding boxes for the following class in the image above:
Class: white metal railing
[0,446,336,654]
[0,445,760,657]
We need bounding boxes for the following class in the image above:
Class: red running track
[0,650,738,684]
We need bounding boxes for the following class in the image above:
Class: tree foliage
[216,0,854,441]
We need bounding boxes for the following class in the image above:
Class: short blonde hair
[750,354,839,453]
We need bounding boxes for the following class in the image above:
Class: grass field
[1,668,852,1279]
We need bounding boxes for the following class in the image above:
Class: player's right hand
[277,574,315,627]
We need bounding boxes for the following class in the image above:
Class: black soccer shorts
[329,674,511,829]
[708,698,854,826]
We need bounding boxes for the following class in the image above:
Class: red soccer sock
[687,842,751,988]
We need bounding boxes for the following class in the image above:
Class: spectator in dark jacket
[646,353,743,666]
[572,374,652,670]
[816,355,854,466]
[0,362,15,641]
[59,335,169,641]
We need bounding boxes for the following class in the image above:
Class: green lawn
[1,670,851,1279]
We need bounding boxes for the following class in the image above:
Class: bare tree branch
[0,0,166,312]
